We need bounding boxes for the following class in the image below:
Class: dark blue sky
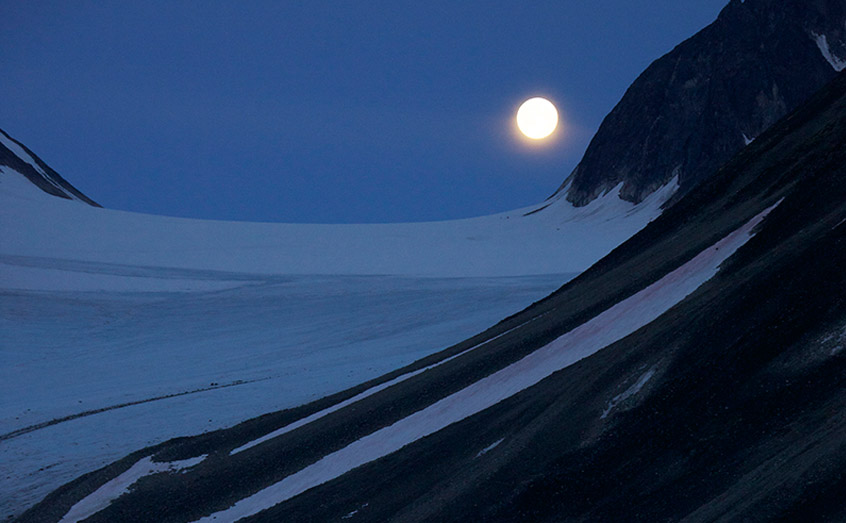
[1,1,727,223]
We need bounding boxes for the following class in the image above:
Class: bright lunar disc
[516,97,558,139]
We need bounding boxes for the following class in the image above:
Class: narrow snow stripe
[59,455,206,523]
[475,438,504,458]
[195,204,779,522]
[601,368,656,419]
[231,318,541,454]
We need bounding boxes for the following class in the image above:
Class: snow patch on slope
[475,438,504,458]
[813,33,846,72]
[742,133,756,146]
[601,368,656,419]
[193,202,780,523]
[59,455,206,523]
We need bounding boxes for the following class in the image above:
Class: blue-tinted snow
[0,162,675,516]
[0,269,569,516]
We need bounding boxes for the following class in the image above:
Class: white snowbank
[194,203,780,522]
[59,454,206,523]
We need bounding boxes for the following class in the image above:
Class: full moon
[516,97,559,140]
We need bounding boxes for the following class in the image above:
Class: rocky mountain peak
[559,0,846,207]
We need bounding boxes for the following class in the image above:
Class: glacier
[0,162,676,517]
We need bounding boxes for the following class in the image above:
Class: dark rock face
[561,0,846,206]
[0,128,100,206]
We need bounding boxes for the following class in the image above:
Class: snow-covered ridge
[193,202,780,522]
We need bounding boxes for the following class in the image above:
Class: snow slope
[1,163,675,518]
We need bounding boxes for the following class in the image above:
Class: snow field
[0,271,568,518]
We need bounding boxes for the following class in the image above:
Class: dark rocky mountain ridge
[18,68,846,521]
[0,128,99,206]
[559,0,846,207]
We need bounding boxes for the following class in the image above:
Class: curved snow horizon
[0,166,678,278]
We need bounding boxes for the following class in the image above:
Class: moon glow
[516,97,559,140]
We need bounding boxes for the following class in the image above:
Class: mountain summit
[559,0,846,206]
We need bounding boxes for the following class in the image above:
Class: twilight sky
[1,1,728,223]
